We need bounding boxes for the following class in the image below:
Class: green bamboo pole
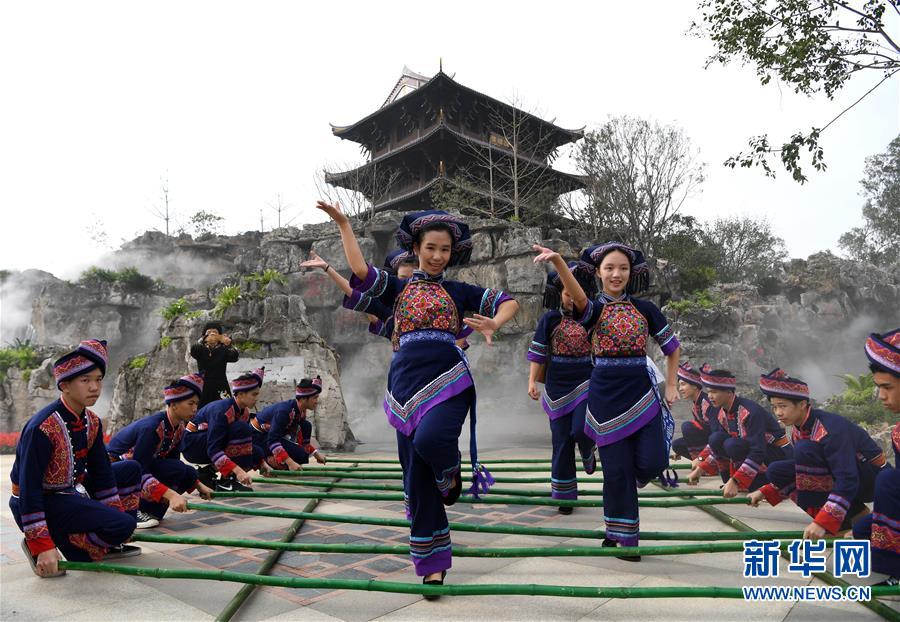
[215,463,357,622]
[287,464,691,473]
[211,489,749,508]
[186,502,804,541]
[132,532,807,557]
[58,562,899,600]
[325,458,555,465]
[668,483,900,622]
[253,476,722,498]
[270,469,595,484]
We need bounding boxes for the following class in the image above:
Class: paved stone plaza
[1,449,897,621]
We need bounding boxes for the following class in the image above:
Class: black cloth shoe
[104,544,142,560]
[423,570,447,601]
[443,471,462,506]
[602,537,641,562]
[216,473,253,492]
[558,505,574,515]
[136,510,161,529]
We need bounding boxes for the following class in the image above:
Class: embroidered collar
[410,269,445,284]
[796,407,814,436]
[598,291,628,304]
[164,410,182,434]
[722,394,739,415]
[59,396,85,422]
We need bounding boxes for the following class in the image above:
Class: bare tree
[574,116,705,259]
[457,95,571,220]
[147,172,173,236]
[553,190,604,240]
[267,193,295,229]
[316,161,403,220]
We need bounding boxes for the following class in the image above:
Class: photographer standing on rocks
[190,321,240,407]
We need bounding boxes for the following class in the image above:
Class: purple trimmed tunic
[527,310,592,421]
[576,293,680,546]
[350,265,512,437]
[349,264,513,576]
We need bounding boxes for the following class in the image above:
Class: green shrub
[161,298,202,322]
[79,266,118,285]
[79,266,161,294]
[116,267,158,293]
[0,340,41,382]
[212,285,242,318]
[245,269,287,298]
[824,373,893,425]
[129,356,148,370]
[234,339,262,352]
[159,336,173,349]
[666,289,722,315]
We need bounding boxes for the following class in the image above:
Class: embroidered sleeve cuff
[350,264,389,298]
[93,486,119,504]
[303,443,317,455]
[27,535,56,556]
[760,483,784,506]
[368,319,391,339]
[732,461,757,490]
[814,494,850,535]
[697,447,718,475]
[271,445,288,465]
[479,289,513,318]
[527,344,548,365]
[141,473,170,503]
[213,453,238,477]
[698,457,719,476]
[656,327,680,356]
[342,290,372,312]
[576,299,594,326]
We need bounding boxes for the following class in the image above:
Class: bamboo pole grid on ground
[59,457,900,621]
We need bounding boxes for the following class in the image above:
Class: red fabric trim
[27,535,56,556]
[760,483,784,506]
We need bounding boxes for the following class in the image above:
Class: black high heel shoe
[423,570,447,600]
[602,537,641,562]
[443,471,462,506]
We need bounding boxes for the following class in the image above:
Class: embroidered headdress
[395,210,472,267]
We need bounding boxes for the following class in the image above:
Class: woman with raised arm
[315,201,518,594]
[534,242,680,561]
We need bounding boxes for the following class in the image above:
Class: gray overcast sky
[1,1,897,279]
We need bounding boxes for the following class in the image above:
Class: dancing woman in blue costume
[534,242,680,561]
[527,260,599,513]
[316,201,518,593]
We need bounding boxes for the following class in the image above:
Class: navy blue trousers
[672,420,710,460]
[853,468,900,577]
[251,430,311,467]
[765,440,878,530]
[10,460,140,561]
[140,458,199,519]
[597,412,667,546]
[181,422,264,472]
[549,402,594,500]
[708,431,792,490]
[396,388,472,576]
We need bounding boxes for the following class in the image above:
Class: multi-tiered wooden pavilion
[325,66,584,217]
